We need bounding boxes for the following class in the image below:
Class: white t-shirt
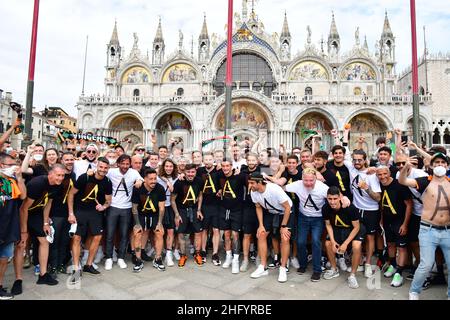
[349,169,381,211]
[395,168,428,216]
[233,158,247,170]
[73,160,97,180]
[285,180,329,218]
[108,168,143,209]
[251,183,292,215]
[157,176,178,207]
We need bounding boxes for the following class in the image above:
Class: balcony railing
[79,95,217,104]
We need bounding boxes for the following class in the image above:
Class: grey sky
[0,0,449,116]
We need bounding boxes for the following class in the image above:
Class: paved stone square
[3,256,447,300]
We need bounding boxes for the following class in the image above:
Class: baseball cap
[86,143,99,152]
[430,152,449,165]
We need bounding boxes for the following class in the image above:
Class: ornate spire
[154,16,164,43]
[199,13,209,40]
[110,20,119,45]
[281,11,291,38]
[328,11,340,41]
[363,35,369,51]
[242,0,248,21]
[382,10,394,38]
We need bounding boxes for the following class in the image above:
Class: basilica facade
[77,3,433,153]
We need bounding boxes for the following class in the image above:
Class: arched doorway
[349,113,388,153]
[295,112,334,150]
[155,112,192,152]
[110,114,144,150]
[215,100,270,152]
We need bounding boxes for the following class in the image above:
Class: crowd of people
[0,116,449,301]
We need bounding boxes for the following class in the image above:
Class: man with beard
[20,165,65,285]
[196,153,221,265]
[131,169,166,272]
[399,153,450,300]
[218,158,246,274]
[376,166,412,287]
[68,158,112,282]
[48,153,76,278]
[171,164,204,267]
[240,153,260,271]
[74,144,99,179]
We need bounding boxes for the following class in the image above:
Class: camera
[10,102,23,119]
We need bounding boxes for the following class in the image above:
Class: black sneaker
[131,252,138,265]
[153,258,166,271]
[83,265,101,275]
[406,273,415,281]
[297,267,307,274]
[37,273,59,286]
[249,251,257,262]
[201,250,207,263]
[133,259,144,273]
[11,280,22,296]
[141,251,152,262]
[310,272,321,282]
[57,265,66,274]
[268,257,280,269]
[212,254,221,266]
[0,287,13,300]
[49,267,58,279]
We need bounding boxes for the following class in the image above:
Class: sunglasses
[86,150,97,154]
[137,148,146,152]
[67,148,76,151]
[352,159,364,163]
[395,162,406,166]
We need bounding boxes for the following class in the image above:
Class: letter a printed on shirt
[183,186,197,204]
[304,194,319,211]
[203,174,216,193]
[143,195,157,213]
[381,190,397,214]
[82,184,99,203]
[223,180,236,199]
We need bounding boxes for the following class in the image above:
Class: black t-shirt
[74,174,113,211]
[173,177,203,209]
[32,164,48,179]
[217,171,246,209]
[196,167,220,205]
[380,179,412,220]
[132,183,166,216]
[282,169,302,206]
[321,169,339,187]
[326,161,352,199]
[26,176,61,215]
[240,165,261,208]
[322,203,359,229]
[50,172,76,218]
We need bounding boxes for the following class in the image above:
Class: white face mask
[5,147,13,154]
[33,154,43,162]
[0,165,18,178]
[433,166,447,177]
[108,158,117,165]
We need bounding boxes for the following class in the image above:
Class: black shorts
[28,213,46,238]
[242,206,258,235]
[163,206,175,230]
[139,213,159,231]
[75,209,104,238]
[326,226,366,244]
[177,207,203,234]
[219,207,242,232]
[407,214,421,243]
[201,203,219,229]
[359,209,381,235]
[262,211,295,239]
[383,219,408,248]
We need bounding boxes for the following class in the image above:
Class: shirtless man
[399,153,450,300]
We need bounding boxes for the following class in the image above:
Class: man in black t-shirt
[48,152,76,276]
[313,151,339,187]
[376,166,412,288]
[131,168,166,272]
[197,153,221,265]
[19,164,65,286]
[326,146,352,200]
[322,187,364,289]
[171,164,204,268]
[217,158,246,274]
[67,157,112,281]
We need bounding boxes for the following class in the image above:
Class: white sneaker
[347,274,359,289]
[94,248,104,264]
[278,267,288,283]
[290,257,300,269]
[338,257,347,271]
[390,273,403,287]
[409,292,419,300]
[222,254,233,269]
[173,249,181,261]
[165,251,175,267]
[251,264,269,279]
[364,264,373,278]
[384,265,397,278]
[104,258,113,271]
[117,258,127,269]
[232,259,240,274]
[112,249,118,262]
[357,264,365,272]
[323,268,340,280]
[240,259,249,272]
